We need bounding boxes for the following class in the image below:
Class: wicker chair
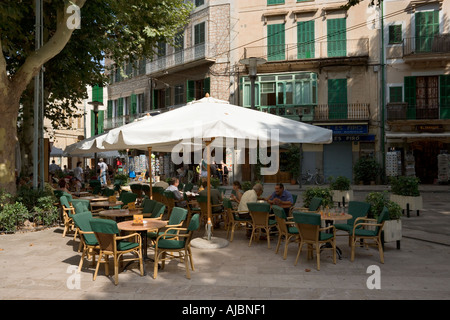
[247,202,277,249]
[335,201,371,245]
[72,212,99,272]
[223,198,251,242]
[350,206,389,264]
[272,205,299,260]
[293,211,336,271]
[90,218,144,285]
[147,207,188,246]
[153,213,200,279]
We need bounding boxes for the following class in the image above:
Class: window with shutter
[327,18,346,57]
[297,20,315,59]
[404,76,416,119]
[440,75,450,119]
[187,80,195,102]
[388,25,402,44]
[328,79,347,119]
[267,24,285,61]
[107,100,113,119]
[118,98,124,117]
[415,10,439,53]
[131,94,137,115]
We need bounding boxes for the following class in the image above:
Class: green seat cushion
[319,232,334,241]
[288,226,299,234]
[84,234,99,246]
[268,219,277,226]
[352,229,377,237]
[334,223,352,232]
[117,241,139,251]
[156,239,186,250]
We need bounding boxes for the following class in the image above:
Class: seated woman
[230,181,243,208]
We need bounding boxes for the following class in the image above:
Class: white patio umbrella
[101,95,333,245]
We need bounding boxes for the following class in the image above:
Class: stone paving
[1,184,450,301]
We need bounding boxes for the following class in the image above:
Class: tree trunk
[0,95,20,195]
[18,84,36,177]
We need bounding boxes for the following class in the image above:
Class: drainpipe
[380,2,386,184]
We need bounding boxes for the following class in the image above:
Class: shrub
[329,176,351,191]
[365,191,402,220]
[303,186,333,208]
[353,157,381,184]
[33,196,59,226]
[0,201,31,232]
[390,176,420,196]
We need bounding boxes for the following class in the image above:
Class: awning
[386,132,450,140]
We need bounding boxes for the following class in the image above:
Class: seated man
[199,180,223,214]
[266,183,293,215]
[238,183,264,219]
[166,177,186,207]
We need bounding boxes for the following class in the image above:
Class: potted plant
[329,175,353,205]
[389,176,422,218]
[285,144,301,184]
[303,186,333,209]
[365,191,402,248]
[353,157,381,185]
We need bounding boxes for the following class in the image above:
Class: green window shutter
[107,100,113,118]
[152,90,159,110]
[203,77,210,97]
[389,87,403,103]
[415,10,439,52]
[389,25,402,44]
[267,24,285,61]
[327,18,346,57]
[98,110,104,134]
[118,97,124,116]
[92,85,103,103]
[440,75,450,119]
[328,79,347,119]
[187,80,195,102]
[131,94,137,115]
[404,76,416,119]
[297,20,315,59]
[194,22,205,45]
[268,0,284,4]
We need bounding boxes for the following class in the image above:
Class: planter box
[383,219,402,242]
[332,190,354,205]
[390,194,423,217]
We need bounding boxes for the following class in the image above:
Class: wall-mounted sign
[416,124,444,133]
[320,124,368,135]
[333,135,375,142]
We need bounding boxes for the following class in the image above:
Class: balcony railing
[258,103,370,122]
[146,43,217,75]
[387,103,450,121]
[403,35,450,56]
[243,38,369,62]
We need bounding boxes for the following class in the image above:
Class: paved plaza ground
[1,184,449,304]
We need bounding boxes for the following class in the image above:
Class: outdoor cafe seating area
[54,179,390,285]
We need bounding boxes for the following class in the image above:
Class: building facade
[384,0,450,184]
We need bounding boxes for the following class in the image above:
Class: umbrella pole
[148,147,153,199]
[206,140,212,239]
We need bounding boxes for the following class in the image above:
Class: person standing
[98,158,108,186]
[73,161,84,183]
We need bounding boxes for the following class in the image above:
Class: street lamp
[239,57,266,110]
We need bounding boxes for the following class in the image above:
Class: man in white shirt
[98,158,108,186]
[238,183,264,216]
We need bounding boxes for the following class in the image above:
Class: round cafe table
[90,201,124,208]
[98,209,141,222]
[320,212,352,260]
[118,218,167,262]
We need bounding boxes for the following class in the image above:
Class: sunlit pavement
[0,184,449,300]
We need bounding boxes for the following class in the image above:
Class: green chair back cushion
[188,213,200,231]
[272,205,287,220]
[142,199,157,214]
[309,197,323,211]
[347,201,371,225]
[72,212,98,245]
[151,202,166,219]
[168,207,188,226]
[90,218,119,235]
[247,202,270,212]
[293,211,321,226]
[60,196,71,209]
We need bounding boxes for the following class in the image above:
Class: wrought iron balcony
[146,43,217,75]
[387,103,450,121]
[403,35,450,56]
[243,38,369,62]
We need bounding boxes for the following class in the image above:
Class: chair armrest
[117,232,142,244]
[320,225,335,234]
[156,227,188,241]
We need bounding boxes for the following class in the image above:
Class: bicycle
[298,168,325,185]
